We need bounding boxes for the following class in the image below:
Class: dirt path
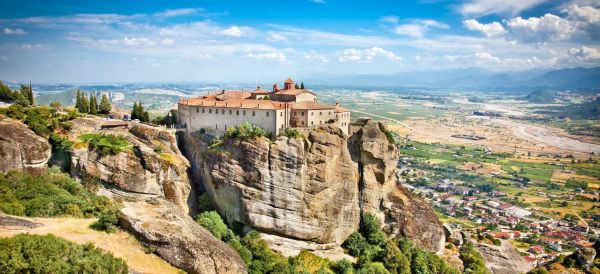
[0,215,180,274]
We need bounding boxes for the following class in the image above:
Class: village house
[176,78,351,135]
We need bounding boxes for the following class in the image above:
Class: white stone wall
[334,111,351,134]
[178,104,280,135]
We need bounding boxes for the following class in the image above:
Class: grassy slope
[0,216,180,274]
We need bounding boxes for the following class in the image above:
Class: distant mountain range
[307,67,600,91]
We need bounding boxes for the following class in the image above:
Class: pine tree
[75,90,81,110]
[99,94,112,114]
[19,84,32,106]
[89,94,98,115]
[81,93,89,113]
[142,111,150,123]
[300,82,305,89]
[294,83,300,89]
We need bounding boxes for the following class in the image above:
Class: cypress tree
[81,93,89,113]
[99,94,112,114]
[75,90,81,110]
[294,83,300,89]
[28,82,33,105]
[142,111,150,123]
[19,84,32,106]
[89,94,98,115]
[300,82,305,89]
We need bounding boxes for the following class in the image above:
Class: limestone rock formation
[68,118,192,213]
[574,247,596,271]
[179,119,446,255]
[0,120,51,174]
[475,240,533,274]
[100,188,247,274]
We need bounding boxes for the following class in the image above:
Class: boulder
[0,120,51,174]
[101,188,246,274]
[474,240,533,274]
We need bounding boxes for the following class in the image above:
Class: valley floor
[0,214,181,274]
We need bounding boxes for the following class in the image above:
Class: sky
[0,0,599,83]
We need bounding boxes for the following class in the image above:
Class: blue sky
[0,0,599,83]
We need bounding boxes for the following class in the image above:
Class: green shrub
[197,192,215,213]
[195,211,229,241]
[78,133,131,156]
[378,123,396,145]
[90,211,120,233]
[283,128,304,139]
[224,122,267,140]
[0,169,118,218]
[0,234,128,274]
[459,242,489,274]
[357,262,390,274]
[290,250,334,273]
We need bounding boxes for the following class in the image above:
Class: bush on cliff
[0,234,128,274]
[343,213,459,274]
[0,168,118,218]
[459,242,489,274]
[225,122,267,140]
[282,128,304,139]
[78,133,131,156]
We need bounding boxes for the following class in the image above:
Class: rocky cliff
[68,118,192,213]
[179,119,446,256]
[0,119,51,174]
[66,118,246,273]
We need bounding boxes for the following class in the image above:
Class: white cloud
[221,26,245,37]
[459,0,549,16]
[337,47,401,63]
[567,46,600,61]
[160,38,175,45]
[505,14,575,43]
[247,52,287,62]
[463,19,506,37]
[3,27,26,35]
[267,31,288,42]
[155,8,204,18]
[394,19,448,37]
[303,50,329,63]
[379,15,399,24]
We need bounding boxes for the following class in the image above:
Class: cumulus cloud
[247,52,287,62]
[459,0,548,16]
[337,47,401,63]
[505,14,574,43]
[155,8,204,18]
[3,27,26,35]
[463,19,506,37]
[567,46,600,61]
[394,19,448,37]
[221,26,245,37]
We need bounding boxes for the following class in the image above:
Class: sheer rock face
[104,189,247,274]
[0,120,51,175]
[180,120,445,254]
[68,118,192,213]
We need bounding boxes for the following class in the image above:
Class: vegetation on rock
[78,133,131,156]
[0,234,128,274]
[0,168,118,219]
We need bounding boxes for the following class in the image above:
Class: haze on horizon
[0,0,599,84]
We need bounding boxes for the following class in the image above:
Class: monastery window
[236,110,239,115]
[280,112,283,117]
[196,108,199,113]
[311,121,314,125]
[229,110,232,115]
[215,124,218,129]
[266,112,269,117]
[222,109,225,114]
[329,111,331,115]
[202,108,205,113]
[252,111,255,116]
[301,121,304,125]
[209,109,212,114]
[319,111,322,115]
[243,110,246,116]
[310,112,313,116]
[301,112,304,116]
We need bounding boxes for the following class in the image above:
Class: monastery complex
[177,78,351,135]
